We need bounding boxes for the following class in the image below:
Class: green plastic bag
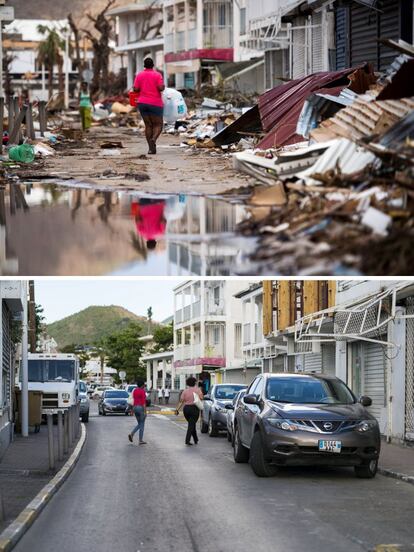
[9,144,35,163]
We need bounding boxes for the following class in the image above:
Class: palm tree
[37,25,65,100]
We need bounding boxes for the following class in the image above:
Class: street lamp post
[64,26,70,109]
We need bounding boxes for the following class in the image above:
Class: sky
[35,279,181,324]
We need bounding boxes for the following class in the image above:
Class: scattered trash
[100,141,124,149]
[163,88,188,123]
[8,144,35,164]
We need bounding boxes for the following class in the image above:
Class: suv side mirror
[360,396,372,407]
[243,394,260,405]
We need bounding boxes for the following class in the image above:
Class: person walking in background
[128,379,147,445]
[158,387,163,404]
[175,377,203,446]
[164,387,170,405]
[133,57,165,155]
[79,81,92,131]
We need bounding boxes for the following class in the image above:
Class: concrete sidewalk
[379,440,414,484]
[0,424,80,533]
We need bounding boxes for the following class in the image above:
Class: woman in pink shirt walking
[176,377,204,445]
[133,57,165,155]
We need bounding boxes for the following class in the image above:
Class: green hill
[47,305,156,349]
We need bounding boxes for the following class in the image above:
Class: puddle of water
[0,182,257,276]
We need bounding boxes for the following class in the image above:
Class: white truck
[24,353,80,412]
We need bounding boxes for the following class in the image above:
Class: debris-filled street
[2,5,414,276]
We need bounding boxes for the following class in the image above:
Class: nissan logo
[323,422,333,431]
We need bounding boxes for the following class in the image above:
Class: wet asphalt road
[14,403,414,552]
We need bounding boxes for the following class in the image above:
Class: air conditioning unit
[287,336,321,355]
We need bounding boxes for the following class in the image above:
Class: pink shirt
[181,386,203,406]
[134,202,166,241]
[132,387,146,407]
[134,69,164,107]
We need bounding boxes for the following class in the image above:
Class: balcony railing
[192,300,201,318]
[175,308,183,324]
[205,343,225,358]
[243,323,251,346]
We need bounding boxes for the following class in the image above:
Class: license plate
[318,440,342,453]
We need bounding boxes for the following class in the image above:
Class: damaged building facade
[243,280,414,445]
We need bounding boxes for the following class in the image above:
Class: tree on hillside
[37,25,65,100]
[151,323,173,353]
[101,321,146,383]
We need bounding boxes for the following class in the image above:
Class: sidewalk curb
[0,424,87,552]
[378,467,414,486]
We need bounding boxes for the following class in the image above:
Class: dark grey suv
[201,384,247,436]
[233,372,380,478]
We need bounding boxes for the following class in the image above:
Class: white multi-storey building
[173,280,248,391]
[108,1,165,88]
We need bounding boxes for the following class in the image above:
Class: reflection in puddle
[0,182,257,276]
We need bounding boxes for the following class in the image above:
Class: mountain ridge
[46,305,156,348]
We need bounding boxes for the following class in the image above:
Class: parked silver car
[78,380,90,423]
[226,389,246,444]
[201,384,247,436]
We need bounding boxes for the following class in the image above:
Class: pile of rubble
[224,42,414,275]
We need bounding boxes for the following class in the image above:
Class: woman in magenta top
[128,379,147,445]
[133,57,165,155]
[176,377,204,445]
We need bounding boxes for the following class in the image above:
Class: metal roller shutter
[2,305,12,408]
[304,353,322,373]
[378,0,400,70]
[349,4,378,68]
[311,12,323,73]
[322,344,336,376]
[349,0,401,71]
[292,22,306,78]
[405,299,414,441]
[335,6,349,70]
[363,342,386,423]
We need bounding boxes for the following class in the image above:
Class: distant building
[83,358,117,386]
[37,334,58,353]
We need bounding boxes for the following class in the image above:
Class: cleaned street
[12,403,414,552]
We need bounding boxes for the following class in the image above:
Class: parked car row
[202,373,381,479]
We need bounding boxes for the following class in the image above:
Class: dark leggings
[183,405,200,444]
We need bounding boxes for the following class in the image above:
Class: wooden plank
[8,98,14,135]
[38,101,47,135]
[303,281,319,316]
[262,280,273,336]
[328,281,337,308]
[8,106,27,144]
[25,102,36,140]
[277,281,292,331]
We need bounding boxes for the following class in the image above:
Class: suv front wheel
[200,417,208,433]
[354,459,378,479]
[233,426,249,463]
[250,431,278,477]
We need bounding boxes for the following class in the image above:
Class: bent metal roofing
[257,66,373,150]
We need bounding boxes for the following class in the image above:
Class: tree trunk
[68,13,83,85]
[57,58,64,98]
[47,63,54,99]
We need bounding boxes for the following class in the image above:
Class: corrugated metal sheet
[364,342,386,424]
[311,95,414,142]
[257,66,369,149]
[378,0,400,71]
[296,138,377,185]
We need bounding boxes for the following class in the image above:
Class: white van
[23,353,80,411]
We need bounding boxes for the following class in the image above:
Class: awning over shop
[166,59,200,75]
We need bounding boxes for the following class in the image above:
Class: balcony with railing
[175,308,183,324]
[192,300,201,318]
[203,26,233,49]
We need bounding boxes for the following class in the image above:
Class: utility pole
[28,280,36,353]
[21,281,29,437]
[64,25,70,109]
